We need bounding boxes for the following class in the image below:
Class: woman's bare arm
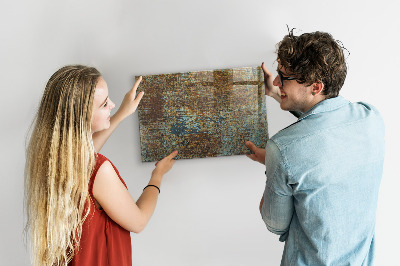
[93,150,178,233]
[92,77,144,152]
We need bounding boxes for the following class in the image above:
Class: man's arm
[245,139,294,239]
[260,140,294,240]
[262,62,282,102]
[93,77,144,152]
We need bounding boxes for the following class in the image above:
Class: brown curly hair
[277,30,348,98]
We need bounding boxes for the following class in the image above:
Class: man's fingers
[246,154,257,161]
[245,141,258,153]
[261,62,272,77]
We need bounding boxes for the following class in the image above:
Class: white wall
[1,0,399,265]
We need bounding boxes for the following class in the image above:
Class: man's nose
[273,75,281,87]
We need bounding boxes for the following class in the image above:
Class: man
[246,31,385,265]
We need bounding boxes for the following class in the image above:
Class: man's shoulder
[269,121,305,151]
[270,99,384,149]
[352,101,382,117]
[347,101,385,131]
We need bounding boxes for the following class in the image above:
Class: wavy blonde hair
[25,65,101,265]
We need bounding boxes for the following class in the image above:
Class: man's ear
[312,82,324,96]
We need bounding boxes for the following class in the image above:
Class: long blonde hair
[25,65,101,265]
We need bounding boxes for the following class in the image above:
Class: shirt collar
[298,95,350,121]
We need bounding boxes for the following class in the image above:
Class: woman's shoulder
[95,153,108,163]
[90,154,115,193]
[97,160,117,178]
[94,153,127,188]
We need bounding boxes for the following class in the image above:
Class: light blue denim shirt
[261,96,385,266]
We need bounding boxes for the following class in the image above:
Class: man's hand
[245,141,266,165]
[262,62,282,103]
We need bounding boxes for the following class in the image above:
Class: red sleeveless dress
[69,153,132,266]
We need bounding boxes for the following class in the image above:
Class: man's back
[261,96,385,265]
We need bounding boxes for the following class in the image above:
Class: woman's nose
[109,100,115,109]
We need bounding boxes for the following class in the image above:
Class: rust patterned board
[136,66,269,162]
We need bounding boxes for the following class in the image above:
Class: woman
[25,65,177,265]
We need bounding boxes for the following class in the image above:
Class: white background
[1,0,399,265]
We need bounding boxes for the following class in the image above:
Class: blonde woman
[25,65,177,266]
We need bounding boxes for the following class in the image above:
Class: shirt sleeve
[260,139,294,241]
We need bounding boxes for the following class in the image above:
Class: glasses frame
[277,70,297,86]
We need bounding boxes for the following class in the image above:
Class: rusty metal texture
[136,66,269,162]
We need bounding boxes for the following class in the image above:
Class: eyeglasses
[277,70,297,86]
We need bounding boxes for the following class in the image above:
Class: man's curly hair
[277,30,348,98]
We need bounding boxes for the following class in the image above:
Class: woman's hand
[152,151,178,178]
[262,62,281,103]
[92,77,145,152]
[115,76,144,119]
